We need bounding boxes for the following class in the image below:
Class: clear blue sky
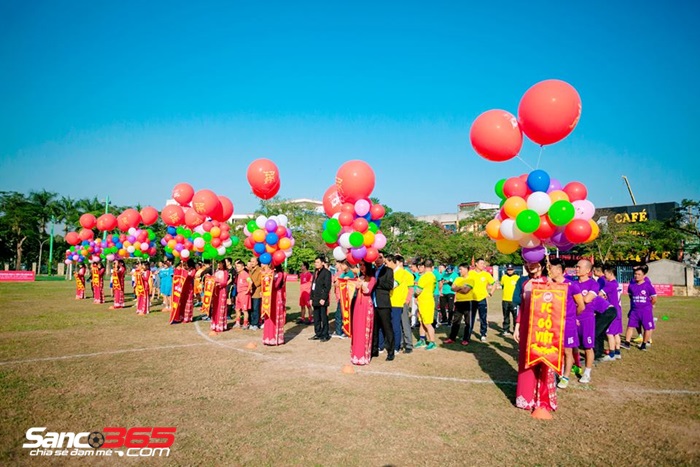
[1,1,698,216]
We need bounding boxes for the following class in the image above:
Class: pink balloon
[354,199,370,217]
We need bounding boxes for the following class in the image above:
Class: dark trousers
[250,298,261,327]
[449,301,471,341]
[502,300,517,332]
[313,305,329,339]
[595,308,617,358]
[379,307,403,351]
[440,294,455,323]
[468,299,488,340]
[372,307,395,356]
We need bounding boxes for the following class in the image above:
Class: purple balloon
[547,178,562,194]
[265,219,277,233]
[521,246,546,263]
[557,242,575,252]
[160,239,167,246]
[286,227,293,239]
[351,246,367,260]
[551,228,567,245]
[127,235,136,243]
[175,244,184,252]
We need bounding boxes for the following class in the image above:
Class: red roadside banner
[0,271,35,282]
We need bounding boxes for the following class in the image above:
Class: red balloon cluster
[470,79,581,162]
[247,159,281,200]
[68,205,156,246]
[165,183,234,227]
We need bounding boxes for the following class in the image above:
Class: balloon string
[516,156,534,170]
[536,145,544,169]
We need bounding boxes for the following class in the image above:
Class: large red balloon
[470,109,523,162]
[518,79,582,146]
[191,189,219,216]
[218,196,234,222]
[562,181,588,202]
[161,205,185,227]
[184,208,205,228]
[564,218,593,244]
[140,206,159,226]
[172,183,195,206]
[65,231,80,245]
[121,208,141,229]
[534,215,556,240]
[247,159,280,198]
[79,213,97,230]
[336,160,375,203]
[502,177,528,198]
[322,185,344,217]
[96,213,117,231]
[78,228,94,241]
[370,203,385,220]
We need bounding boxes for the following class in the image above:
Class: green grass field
[1,280,699,466]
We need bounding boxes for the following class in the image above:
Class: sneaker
[579,373,591,384]
[480,335,487,343]
[557,376,569,389]
[639,342,648,351]
[415,340,427,349]
[333,333,346,339]
[426,342,437,351]
[231,323,241,329]
[614,352,622,360]
[571,365,582,377]
[596,355,615,362]
[444,338,456,344]
[632,335,643,344]
[378,348,385,353]
[502,331,512,337]
[242,325,250,330]
[620,341,631,350]
[249,325,260,331]
[403,348,413,354]
[461,340,469,346]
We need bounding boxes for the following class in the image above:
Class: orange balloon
[470,109,523,162]
[496,239,519,254]
[210,226,221,238]
[503,196,527,219]
[252,229,266,243]
[518,79,582,145]
[585,220,600,243]
[161,205,185,227]
[265,244,276,254]
[548,190,570,203]
[485,219,503,240]
[278,237,291,250]
[139,206,159,226]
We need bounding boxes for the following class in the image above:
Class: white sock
[584,368,592,377]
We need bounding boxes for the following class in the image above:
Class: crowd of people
[73,253,659,419]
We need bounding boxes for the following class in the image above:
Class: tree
[669,199,700,260]
[0,192,41,269]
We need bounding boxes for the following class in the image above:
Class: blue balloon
[253,242,266,254]
[363,213,371,221]
[260,252,272,265]
[527,170,550,193]
[322,219,328,230]
[265,233,279,245]
[166,226,177,235]
[374,220,381,228]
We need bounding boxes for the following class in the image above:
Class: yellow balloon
[252,229,266,243]
[549,190,570,203]
[278,237,291,250]
[486,219,503,240]
[496,239,520,254]
[503,196,526,219]
[210,226,221,238]
[363,231,375,247]
[585,220,600,243]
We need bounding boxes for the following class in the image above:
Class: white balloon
[333,246,347,261]
[527,191,551,215]
[127,246,135,253]
[277,214,288,227]
[128,227,136,235]
[500,219,524,241]
[339,233,352,249]
[216,246,226,255]
[222,239,233,248]
[256,215,267,229]
[194,225,205,234]
[181,249,190,259]
[519,234,542,248]
[284,249,293,258]
[243,226,251,237]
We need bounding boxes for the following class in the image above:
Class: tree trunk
[15,236,27,270]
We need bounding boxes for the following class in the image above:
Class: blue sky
[1,1,698,216]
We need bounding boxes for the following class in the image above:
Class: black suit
[310,267,332,339]
[372,265,395,357]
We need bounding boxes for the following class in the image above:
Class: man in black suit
[310,255,332,342]
[371,253,395,361]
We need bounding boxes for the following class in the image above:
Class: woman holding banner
[209,262,229,335]
[109,260,126,309]
[350,261,376,365]
[513,261,556,419]
[135,261,152,315]
[262,264,287,346]
[75,263,87,299]
[91,261,106,304]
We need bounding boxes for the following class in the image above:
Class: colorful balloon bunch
[320,160,386,264]
[100,228,158,261]
[162,183,234,227]
[470,79,582,162]
[242,214,294,266]
[65,206,160,247]
[486,170,599,262]
[162,221,239,261]
[64,238,106,264]
[247,159,281,200]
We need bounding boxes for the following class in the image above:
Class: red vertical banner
[261,270,274,320]
[75,273,85,291]
[134,272,145,297]
[91,264,100,287]
[201,276,215,316]
[525,282,567,373]
[169,268,187,324]
[338,278,357,337]
[112,271,121,291]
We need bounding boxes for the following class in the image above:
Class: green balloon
[148,230,156,241]
[495,178,507,199]
[326,218,341,235]
[183,229,192,237]
[368,222,379,234]
[134,250,143,257]
[516,209,541,234]
[230,236,240,246]
[322,229,338,244]
[500,198,506,208]
[349,232,364,247]
[247,220,258,233]
[192,232,201,239]
[548,200,575,226]
[176,227,184,235]
[203,232,212,242]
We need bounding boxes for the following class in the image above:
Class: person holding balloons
[296,262,313,325]
[91,261,106,304]
[74,263,87,300]
[109,260,126,309]
[233,260,252,329]
[209,261,229,336]
[135,261,152,315]
[351,261,376,365]
[248,257,263,331]
[262,264,287,346]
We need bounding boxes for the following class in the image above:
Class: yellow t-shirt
[500,273,520,302]
[468,270,495,301]
[391,268,414,308]
[416,271,436,308]
[453,276,474,302]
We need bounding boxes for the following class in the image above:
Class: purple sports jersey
[578,277,600,319]
[628,279,657,331]
[596,276,606,291]
[601,279,623,335]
